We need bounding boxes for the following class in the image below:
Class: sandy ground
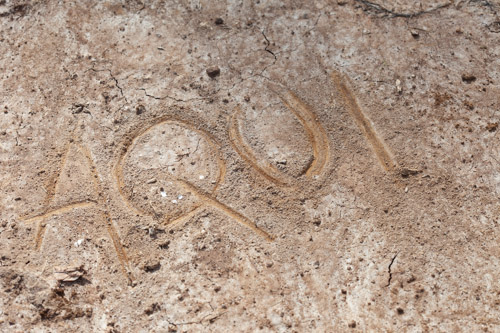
[1,0,500,331]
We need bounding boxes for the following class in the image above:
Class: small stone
[144,302,160,315]
[54,265,84,282]
[400,168,419,178]
[486,123,498,132]
[214,18,224,25]
[146,178,157,184]
[142,260,161,272]
[461,73,476,83]
[487,21,500,33]
[410,29,419,38]
[396,79,402,94]
[206,66,220,78]
[136,104,146,115]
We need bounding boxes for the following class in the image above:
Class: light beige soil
[1,0,500,331]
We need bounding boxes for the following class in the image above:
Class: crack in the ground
[216,56,277,96]
[88,66,128,102]
[87,30,281,106]
[262,31,277,60]
[355,0,451,18]
[137,88,210,103]
[304,13,322,36]
[218,29,278,94]
[386,253,398,287]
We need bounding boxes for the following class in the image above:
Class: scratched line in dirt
[229,86,330,187]
[270,85,330,178]
[114,116,274,241]
[177,180,274,241]
[30,140,73,250]
[22,201,96,223]
[21,143,135,283]
[78,144,135,283]
[331,70,397,172]
[228,107,292,186]
[113,117,227,219]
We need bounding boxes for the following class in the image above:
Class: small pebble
[396,79,402,94]
[206,66,220,78]
[136,104,146,115]
[461,73,476,83]
[486,123,498,132]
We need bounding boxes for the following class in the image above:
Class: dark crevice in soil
[137,88,209,103]
[262,31,277,60]
[386,253,398,287]
[88,67,128,102]
[355,0,451,18]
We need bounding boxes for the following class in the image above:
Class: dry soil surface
[1,0,500,332]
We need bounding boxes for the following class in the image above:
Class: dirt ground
[1,0,500,331]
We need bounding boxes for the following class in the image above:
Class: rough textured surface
[1,0,500,331]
